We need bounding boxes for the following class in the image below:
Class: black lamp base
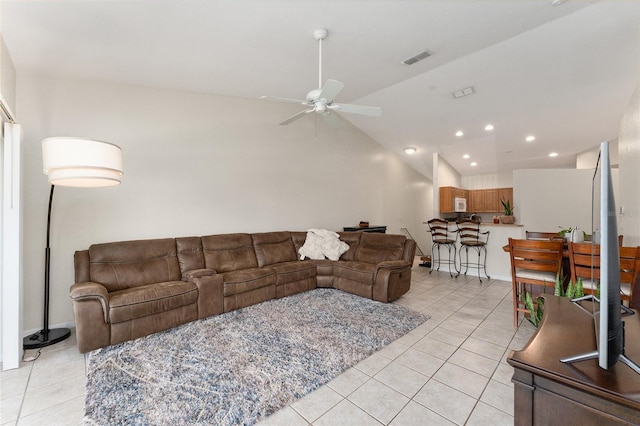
[23,328,71,350]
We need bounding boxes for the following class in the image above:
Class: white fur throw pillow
[299,229,350,261]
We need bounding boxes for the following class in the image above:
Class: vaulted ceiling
[3,1,639,179]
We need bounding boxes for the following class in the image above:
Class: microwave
[454,197,467,212]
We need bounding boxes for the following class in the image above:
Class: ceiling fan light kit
[260,28,381,127]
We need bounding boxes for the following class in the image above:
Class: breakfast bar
[428,221,523,281]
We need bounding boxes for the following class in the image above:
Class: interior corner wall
[436,155,461,188]
[618,80,640,246]
[16,72,432,332]
[576,139,619,170]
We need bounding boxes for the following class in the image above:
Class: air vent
[452,86,475,99]
[402,50,432,65]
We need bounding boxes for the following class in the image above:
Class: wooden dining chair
[508,238,564,327]
[568,242,600,297]
[568,242,640,304]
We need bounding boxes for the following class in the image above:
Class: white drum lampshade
[42,137,123,187]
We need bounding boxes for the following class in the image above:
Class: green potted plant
[558,226,586,243]
[500,199,515,224]
[523,271,585,328]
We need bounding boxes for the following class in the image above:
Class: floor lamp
[23,137,123,350]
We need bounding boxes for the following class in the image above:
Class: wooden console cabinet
[343,225,387,233]
[508,296,640,425]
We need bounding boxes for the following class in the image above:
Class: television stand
[558,296,640,374]
[507,295,640,425]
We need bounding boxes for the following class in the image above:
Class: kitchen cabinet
[485,189,500,213]
[440,186,511,213]
[466,187,513,213]
[468,190,485,212]
[469,189,498,212]
[439,186,468,213]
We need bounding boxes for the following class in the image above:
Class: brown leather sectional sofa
[70,231,416,353]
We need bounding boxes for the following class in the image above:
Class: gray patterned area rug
[85,288,429,425]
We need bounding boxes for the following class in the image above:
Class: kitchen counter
[479,222,523,227]
[429,222,524,281]
[479,224,523,280]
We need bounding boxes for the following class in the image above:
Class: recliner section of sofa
[71,238,221,353]
[70,231,416,353]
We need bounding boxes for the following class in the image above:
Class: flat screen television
[561,141,639,373]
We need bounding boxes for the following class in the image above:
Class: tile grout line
[420,279,515,425]
[387,277,516,425]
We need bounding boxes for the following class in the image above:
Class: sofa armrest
[182,269,223,319]
[182,268,217,280]
[375,260,411,272]
[402,239,417,263]
[373,261,412,302]
[69,282,111,353]
[70,282,109,322]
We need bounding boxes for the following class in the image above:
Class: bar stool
[456,219,490,282]
[427,218,458,277]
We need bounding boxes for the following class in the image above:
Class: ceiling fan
[260,28,381,127]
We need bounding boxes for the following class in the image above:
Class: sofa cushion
[252,231,297,267]
[109,281,197,324]
[311,259,335,277]
[355,233,407,264]
[337,232,362,261]
[332,261,377,284]
[176,236,205,273]
[270,261,317,285]
[202,233,258,272]
[290,232,307,255]
[220,268,276,296]
[89,239,181,292]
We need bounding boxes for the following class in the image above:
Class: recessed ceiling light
[484,124,494,131]
[549,152,558,157]
[404,147,417,155]
[470,162,477,167]
[463,154,470,159]
[526,135,536,142]
[455,131,464,137]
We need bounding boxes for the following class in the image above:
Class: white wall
[576,139,619,169]
[618,80,640,246]
[461,171,513,190]
[436,155,460,188]
[17,72,432,332]
[514,169,596,234]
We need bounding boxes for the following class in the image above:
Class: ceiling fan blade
[279,109,313,125]
[260,96,307,105]
[318,79,344,102]
[321,111,342,129]
[329,103,382,117]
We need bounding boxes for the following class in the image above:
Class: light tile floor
[1,261,535,425]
